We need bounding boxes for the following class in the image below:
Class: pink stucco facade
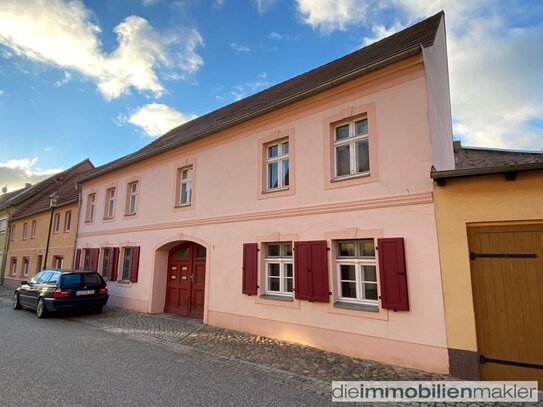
[76,19,453,373]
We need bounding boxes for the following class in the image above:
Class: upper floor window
[104,188,116,218]
[31,220,37,238]
[266,140,289,191]
[9,224,15,241]
[333,117,369,179]
[264,242,293,297]
[53,213,60,233]
[64,211,71,232]
[126,182,138,215]
[0,218,7,234]
[86,193,96,222]
[336,239,378,306]
[22,223,28,240]
[177,167,192,206]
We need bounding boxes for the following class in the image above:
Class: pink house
[76,12,454,374]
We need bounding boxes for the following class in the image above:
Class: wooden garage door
[468,224,543,389]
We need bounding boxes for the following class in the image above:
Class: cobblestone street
[1,286,540,406]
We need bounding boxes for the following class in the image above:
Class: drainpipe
[71,189,82,269]
[0,209,11,285]
[43,194,58,270]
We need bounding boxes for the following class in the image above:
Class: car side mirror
[20,280,28,286]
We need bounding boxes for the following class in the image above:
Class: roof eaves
[431,162,543,181]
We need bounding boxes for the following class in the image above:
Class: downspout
[43,205,55,270]
[0,207,12,285]
[71,188,82,269]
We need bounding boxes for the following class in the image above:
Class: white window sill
[260,293,293,302]
[331,172,370,183]
[334,301,378,312]
[262,186,289,194]
[174,203,192,208]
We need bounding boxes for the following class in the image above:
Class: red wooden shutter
[74,248,81,270]
[109,247,119,281]
[377,237,409,311]
[242,243,258,295]
[89,248,100,272]
[294,240,329,302]
[129,246,140,283]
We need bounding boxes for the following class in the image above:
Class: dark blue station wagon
[13,269,109,318]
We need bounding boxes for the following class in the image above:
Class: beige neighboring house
[2,159,94,287]
[432,141,543,388]
[0,185,32,285]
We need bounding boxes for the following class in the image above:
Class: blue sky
[1,0,542,191]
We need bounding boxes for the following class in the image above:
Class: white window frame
[86,193,96,222]
[31,220,36,238]
[336,239,378,306]
[9,224,15,241]
[53,256,63,270]
[126,182,138,215]
[265,139,289,191]
[264,242,293,297]
[53,213,60,233]
[121,247,133,281]
[10,257,17,276]
[22,222,28,240]
[0,217,7,234]
[105,188,115,218]
[22,257,29,277]
[333,117,369,179]
[100,247,111,278]
[64,211,71,232]
[177,167,192,206]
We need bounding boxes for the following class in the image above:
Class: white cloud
[230,42,251,52]
[392,1,543,150]
[296,0,369,33]
[0,89,4,97]
[54,71,72,87]
[142,0,160,6]
[362,21,405,46]
[0,0,204,100]
[213,0,225,8]
[266,31,300,41]
[296,0,543,150]
[123,103,196,137]
[254,0,278,14]
[0,157,62,192]
[227,72,270,101]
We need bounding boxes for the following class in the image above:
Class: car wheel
[13,293,22,310]
[36,298,47,319]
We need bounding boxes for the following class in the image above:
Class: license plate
[76,290,95,296]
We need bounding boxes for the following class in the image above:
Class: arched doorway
[165,241,206,318]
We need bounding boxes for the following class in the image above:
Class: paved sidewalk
[1,285,541,406]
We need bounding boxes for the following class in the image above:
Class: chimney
[25,183,32,188]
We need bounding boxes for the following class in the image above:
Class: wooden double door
[165,242,206,319]
[469,224,543,388]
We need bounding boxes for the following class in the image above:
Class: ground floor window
[122,247,134,281]
[336,239,378,305]
[53,256,63,270]
[10,257,17,276]
[264,242,293,296]
[101,248,111,278]
[22,257,29,277]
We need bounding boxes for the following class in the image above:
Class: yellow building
[433,141,543,388]
[2,160,93,287]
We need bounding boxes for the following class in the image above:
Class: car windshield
[60,273,103,287]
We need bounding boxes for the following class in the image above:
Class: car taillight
[52,289,69,298]
[99,288,108,295]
